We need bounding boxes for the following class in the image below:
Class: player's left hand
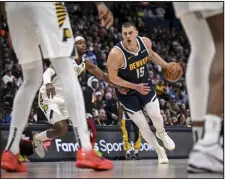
[97,3,114,29]
[46,83,56,99]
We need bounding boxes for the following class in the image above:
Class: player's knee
[145,101,161,119]
[128,111,148,131]
[21,61,43,88]
[54,121,68,137]
[147,110,161,120]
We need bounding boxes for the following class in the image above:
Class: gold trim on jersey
[55,2,67,28]
[51,73,57,81]
[39,93,48,113]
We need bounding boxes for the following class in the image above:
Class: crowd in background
[0,2,191,127]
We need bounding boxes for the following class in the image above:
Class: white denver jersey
[39,57,86,103]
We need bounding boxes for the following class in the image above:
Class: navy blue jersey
[115,36,149,84]
[114,37,158,113]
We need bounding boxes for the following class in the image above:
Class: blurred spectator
[0,2,191,127]
[84,50,98,66]
[2,69,16,86]
[178,114,187,127]
[94,91,104,110]
[163,114,170,126]
[96,108,108,126]
[11,64,23,87]
[28,108,37,124]
[155,80,166,98]
[172,116,179,126]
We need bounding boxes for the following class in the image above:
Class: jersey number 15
[136,66,145,78]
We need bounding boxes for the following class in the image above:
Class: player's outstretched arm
[86,59,129,94]
[85,59,118,88]
[142,37,168,68]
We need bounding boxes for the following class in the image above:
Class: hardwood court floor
[1,159,223,178]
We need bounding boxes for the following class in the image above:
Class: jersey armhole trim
[114,46,127,69]
[138,36,149,55]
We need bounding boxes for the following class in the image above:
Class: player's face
[76,39,87,55]
[92,81,99,90]
[122,26,138,45]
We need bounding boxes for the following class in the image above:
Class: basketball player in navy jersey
[107,22,182,164]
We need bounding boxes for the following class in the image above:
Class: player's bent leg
[49,120,68,138]
[51,57,113,170]
[1,60,43,172]
[145,99,175,151]
[127,110,169,164]
[33,118,68,158]
[180,13,215,142]
[50,57,92,150]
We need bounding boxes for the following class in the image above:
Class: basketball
[163,62,183,82]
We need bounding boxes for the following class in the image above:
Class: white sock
[5,61,43,155]
[128,111,161,150]
[50,57,92,151]
[199,114,222,145]
[180,13,215,143]
[35,131,48,142]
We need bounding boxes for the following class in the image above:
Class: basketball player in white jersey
[1,2,114,172]
[173,2,223,173]
[34,36,117,160]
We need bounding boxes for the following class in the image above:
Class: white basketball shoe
[156,130,175,151]
[155,146,169,164]
[32,133,46,158]
[187,141,223,173]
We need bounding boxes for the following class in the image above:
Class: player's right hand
[135,83,150,95]
[96,3,114,29]
[46,83,56,99]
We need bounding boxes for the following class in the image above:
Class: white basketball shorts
[38,91,69,125]
[173,2,223,19]
[6,2,75,65]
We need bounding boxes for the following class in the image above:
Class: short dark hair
[122,22,136,29]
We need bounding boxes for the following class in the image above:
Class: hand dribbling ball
[163,62,183,82]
